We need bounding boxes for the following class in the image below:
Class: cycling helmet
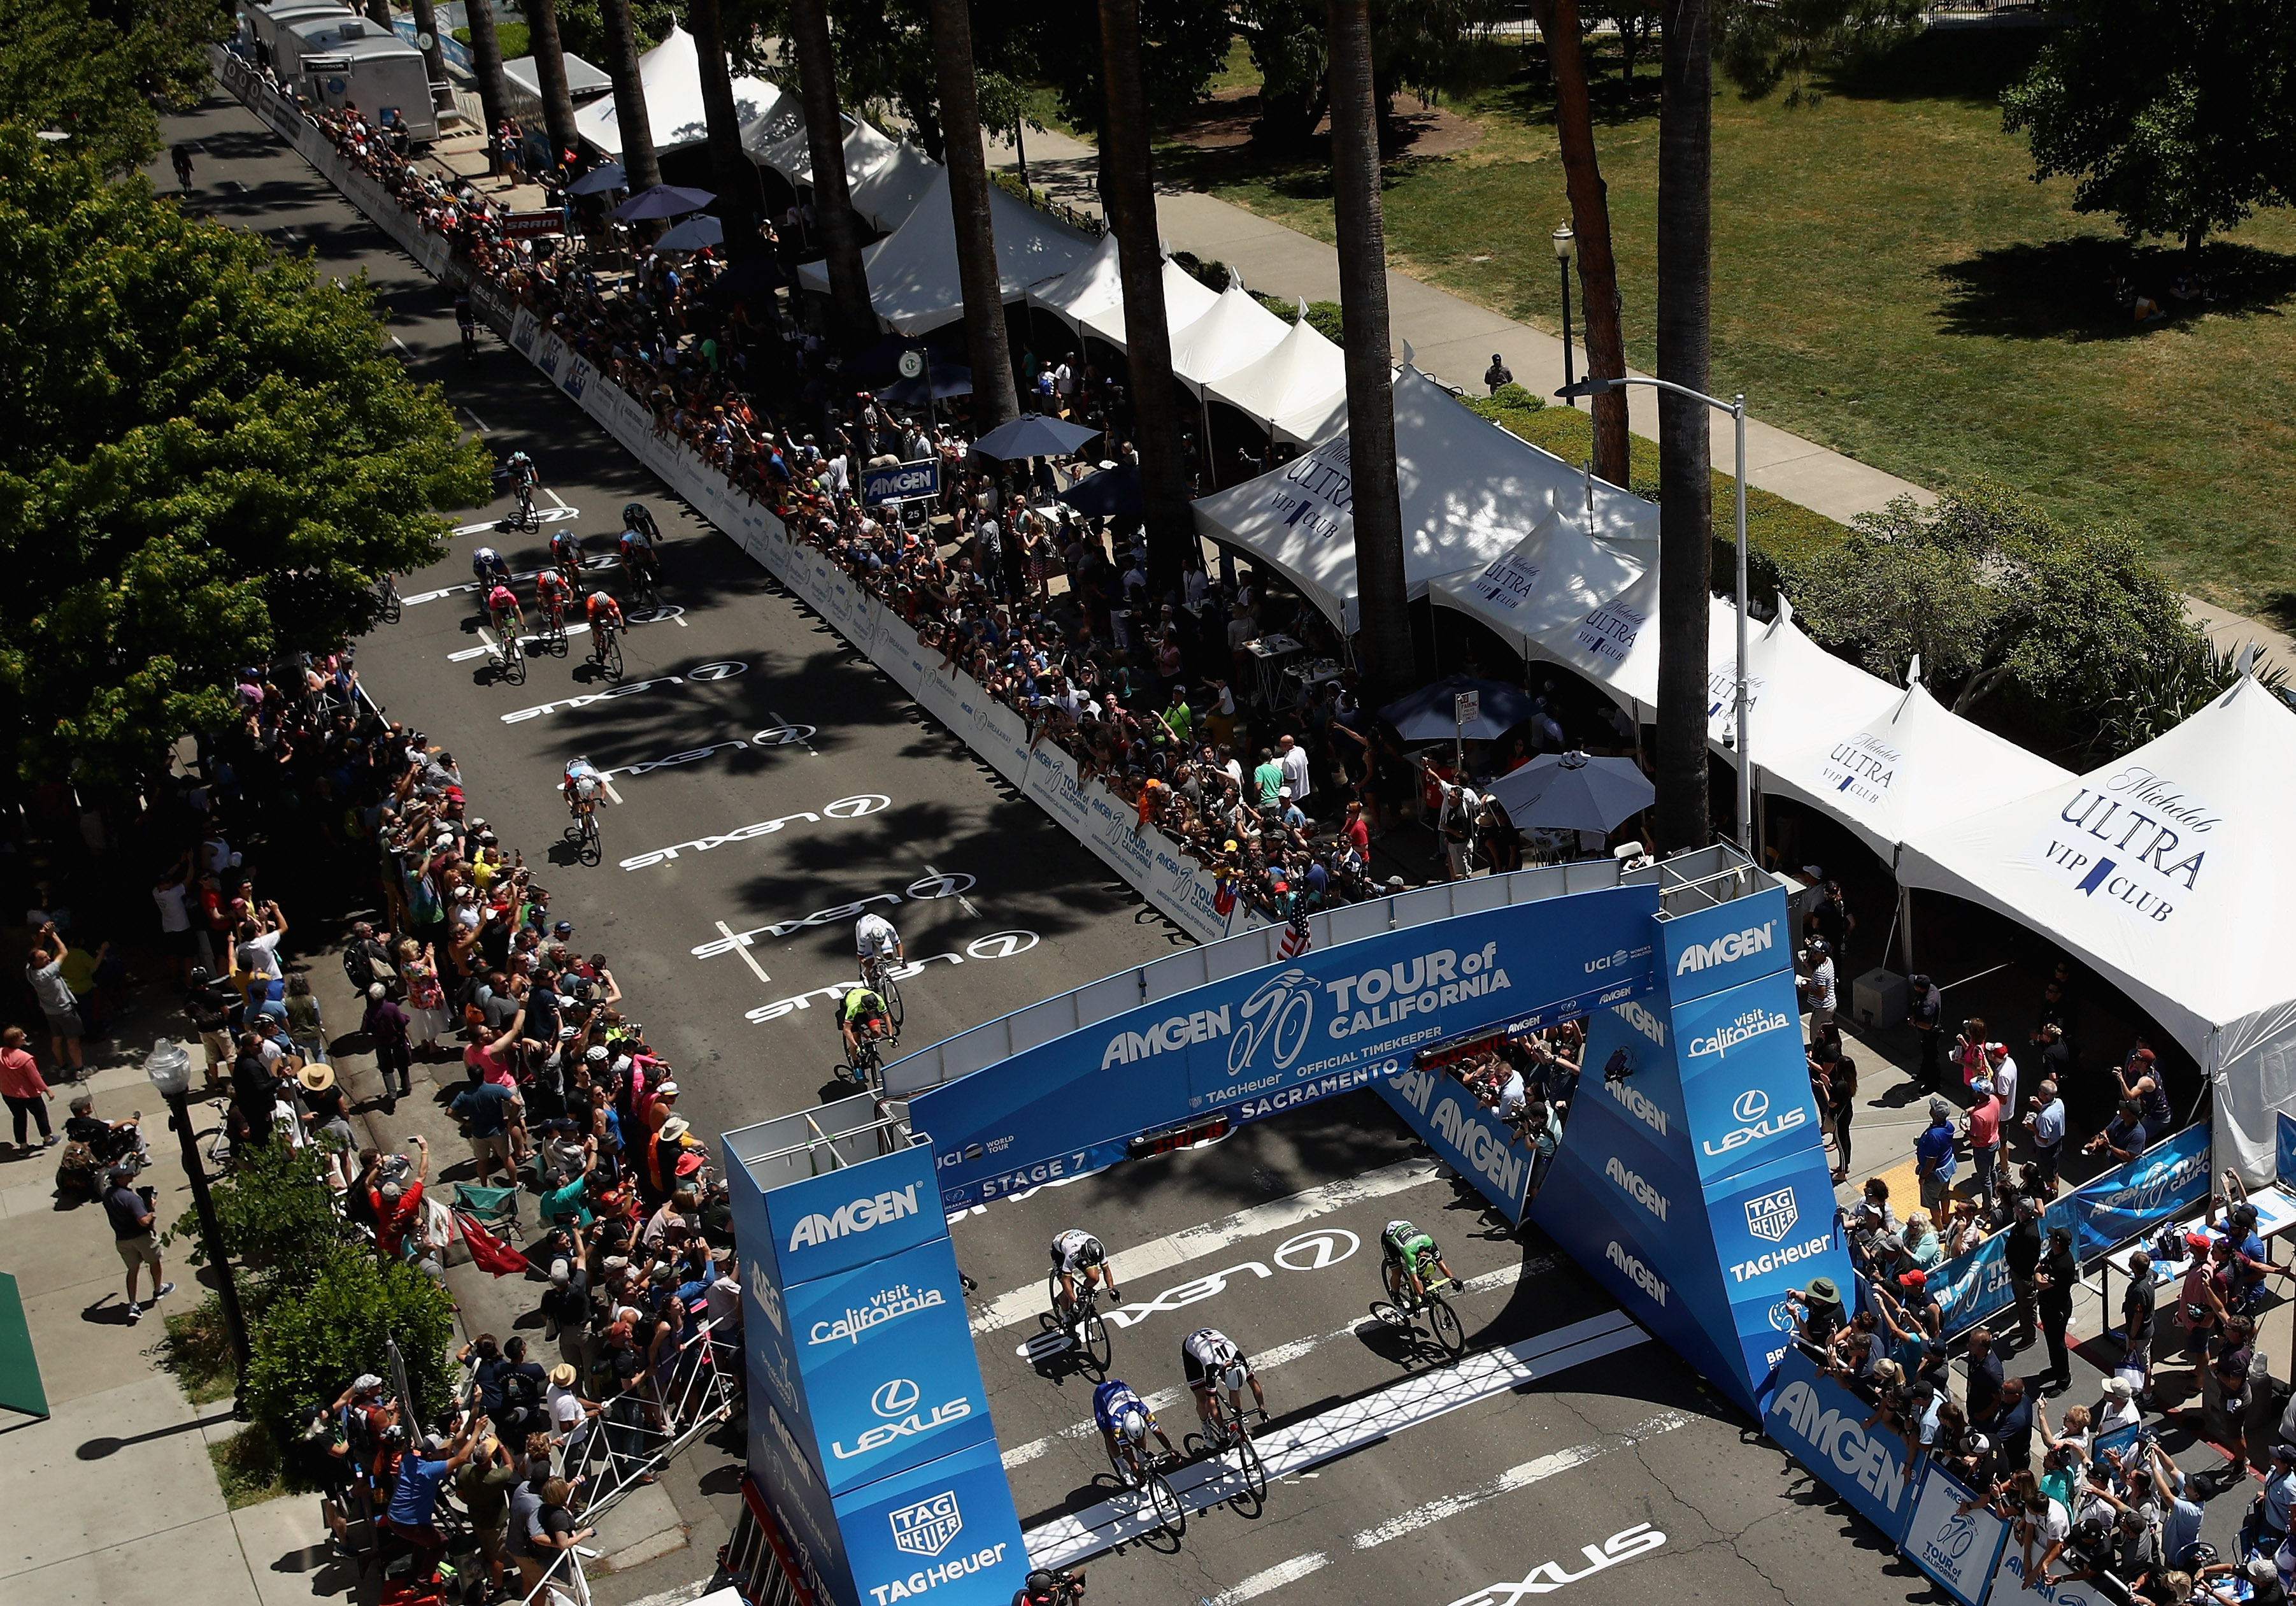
[509,450,531,463]
[1076,1235,1105,1266]
[1222,1363,1247,1393]
[472,546,501,567]
[1118,1407,1146,1445]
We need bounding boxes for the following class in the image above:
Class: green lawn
[1158,32,2296,624]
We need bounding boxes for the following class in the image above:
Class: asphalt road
[152,89,2220,1606]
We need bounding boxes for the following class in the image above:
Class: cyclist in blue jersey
[1092,1377,1174,1475]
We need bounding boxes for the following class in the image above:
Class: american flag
[1278,910,1312,960]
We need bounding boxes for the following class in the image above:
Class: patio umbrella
[653,213,724,252]
[1378,674,1538,744]
[969,413,1104,462]
[1485,750,1654,835]
[880,362,973,407]
[611,184,715,222]
[699,257,786,305]
[566,162,627,196]
[1056,464,1141,519]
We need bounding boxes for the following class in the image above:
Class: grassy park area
[1159,30,2296,624]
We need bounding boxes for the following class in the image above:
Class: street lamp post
[145,1039,252,1399]
[1555,373,1753,854]
[1551,224,1577,406]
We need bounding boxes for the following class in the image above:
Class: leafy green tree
[164,1141,345,1305]
[242,1245,459,1438]
[0,130,490,786]
[1792,481,2223,759]
[1232,0,1514,154]
[2002,0,2296,248]
[0,0,224,173]
[1714,0,1917,107]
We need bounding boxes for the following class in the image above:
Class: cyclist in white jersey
[1181,1327,1265,1438]
[855,912,903,989]
[1050,1228,1121,1314]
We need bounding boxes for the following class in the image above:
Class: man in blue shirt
[1915,1098,1958,1216]
[450,1069,523,1187]
[379,1415,485,1577]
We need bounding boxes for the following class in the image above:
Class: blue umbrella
[1056,464,1139,519]
[1485,750,1653,835]
[969,413,1104,462]
[1379,674,1539,743]
[611,183,715,221]
[881,362,973,406]
[567,162,627,196]
[653,213,724,252]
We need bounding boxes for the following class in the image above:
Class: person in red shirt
[373,1136,430,1261]
[1344,800,1371,857]
[0,1024,56,1150]
[1967,1077,2004,1217]
[464,1008,528,1091]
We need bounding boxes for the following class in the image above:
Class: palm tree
[462,0,514,162]
[522,0,582,174]
[691,0,762,256]
[1533,0,1629,487]
[1096,0,1191,593]
[789,0,874,340]
[408,0,448,103]
[1326,0,1413,702]
[599,0,659,190]
[925,0,1020,428]
[1656,0,1713,851]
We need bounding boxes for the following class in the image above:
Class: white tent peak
[1081,256,1216,350]
[1029,231,1124,330]
[1168,283,1290,396]
[1206,306,1346,429]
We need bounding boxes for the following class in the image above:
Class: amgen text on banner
[1658,887,1793,1005]
[863,459,941,505]
[763,1147,946,1285]
[1764,1349,1913,1539]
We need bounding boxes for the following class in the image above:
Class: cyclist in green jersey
[1381,1219,1457,1306]
[839,985,891,1067]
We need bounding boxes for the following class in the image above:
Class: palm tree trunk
[790,0,874,340]
[1656,0,1714,852]
[1532,0,1630,487]
[1097,0,1192,594]
[598,0,659,189]
[408,0,448,117]
[691,0,762,258]
[463,0,513,162]
[523,0,581,175]
[925,0,1020,428]
[1327,0,1413,702]
[363,0,389,31]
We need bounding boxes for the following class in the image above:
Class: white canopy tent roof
[1897,675,2296,1182]
[573,27,783,158]
[504,52,610,101]
[1486,564,1736,726]
[1761,677,2074,864]
[1206,306,1346,429]
[1028,232,1124,330]
[795,167,1097,333]
[1710,603,1902,756]
[1429,495,1648,649]
[1167,283,1292,396]
[1273,386,1351,448]
[846,136,937,234]
[1081,257,1216,350]
[748,112,921,229]
[1194,366,1581,633]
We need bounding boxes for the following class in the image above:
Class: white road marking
[600,775,624,805]
[771,709,819,757]
[997,1257,1548,1470]
[1210,1554,1329,1604]
[448,606,685,661]
[390,334,410,354]
[924,862,980,919]
[476,625,498,657]
[1022,1310,1651,1570]
[546,487,567,508]
[970,1157,1444,1335]
[1349,1412,1690,1551]
[717,921,770,986]
[464,406,488,432]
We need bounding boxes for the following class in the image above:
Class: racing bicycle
[566,796,601,866]
[1106,1436,1184,1537]
[539,599,570,653]
[860,953,904,1033]
[832,1031,888,1093]
[373,571,403,624]
[1046,1266,1114,1372]
[625,554,660,612]
[499,481,538,532]
[492,623,527,685]
[1373,1257,1465,1357]
[590,621,624,680]
[1184,1387,1269,1503]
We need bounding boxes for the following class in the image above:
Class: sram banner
[908,884,1659,1208]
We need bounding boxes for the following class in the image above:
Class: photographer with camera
[101,1163,172,1321]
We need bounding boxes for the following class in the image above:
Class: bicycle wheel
[503,640,527,684]
[1144,1472,1185,1537]
[604,633,624,678]
[1045,1270,1075,1334]
[879,968,904,1032]
[377,575,402,624]
[1233,1424,1269,1501]
[1427,1291,1465,1356]
[1081,1310,1112,1372]
[580,810,601,865]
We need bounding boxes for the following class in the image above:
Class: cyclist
[1050,1228,1121,1317]
[454,290,476,354]
[855,911,903,991]
[171,143,194,189]
[618,519,659,594]
[535,563,573,635]
[838,984,892,1072]
[1380,1219,1457,1309]
[485,579,525,641]
[621,501,661,543]
[549,526,587,595]
[1091,1377,1175,1474]
[1013,1569,1082,1606]
[562,756,604,814]
[505,449,538,524]
[471,545,511,590]
[1180,1328,1266,1442]
[584,589,625,658]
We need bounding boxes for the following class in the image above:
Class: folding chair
[452,1181,522,1240]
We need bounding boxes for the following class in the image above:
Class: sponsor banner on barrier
[1378,1064,1537,1221]
[834,1435,1032,1606]
[1762,1347,1915,1540]
[726,1142,811,1437]
[1923,1229,2020,1338]
[1988,1544,2111,1606]
[2053,1122,2211,1263]
[913,884,1659,1208]
[762,1145,946,1286]
[787,1236,992,1496]
[1671,968,1829,1188]
[510,306,541,358]
[1899,1463,2010,1606]
[2281,1112,2296,1189]
[1658,887,1793,1006]
[749,1393,852,1606]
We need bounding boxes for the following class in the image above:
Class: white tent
[573,27,783,158]
[1028,232,1124,331]
[1167,283,1292,396]
[1273,387,1351,448]
[1708,603,1901,756]
[1487,564,1735,724]
[794,167,1097,333]
[846,136,937,234]
[739,99,810,174]
[1206,305,1346,430]
[748,112,917,222]
[1761,677,2074,864]
[1081,257,1216,350]
[504,52,611,102]
[1897,675,2296,1183]
[1429,495,1647,649]
[1193,366,1584,633]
